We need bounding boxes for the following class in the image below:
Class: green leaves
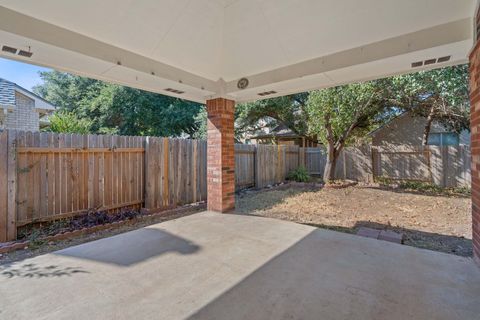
[34,71,203,137]
[235,93,309,141]
[47,111,92,134]
[388,64,469,133]
[306,81,384,146]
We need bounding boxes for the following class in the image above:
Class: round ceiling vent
[237,78,249,90]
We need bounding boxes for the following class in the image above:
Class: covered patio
[0,0,480,318]
[1,212,479,320]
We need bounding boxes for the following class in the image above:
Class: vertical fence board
[0,131,8,242]
[16,132,26,222]
[7,130,17,240]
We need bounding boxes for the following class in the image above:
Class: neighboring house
[370,111,470,148]
[0,78,55,131]
[251,124,319,147]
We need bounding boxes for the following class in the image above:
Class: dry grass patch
[236,184,471,256]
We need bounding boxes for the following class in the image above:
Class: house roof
[0,77,16,108]
[367,111,410,137]
[0,1,474,103]
[0,77,56,111]
[253,125,299,139]
[252,124,319,141]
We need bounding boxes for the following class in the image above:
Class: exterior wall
[2,92,39,131]
[206,98,235,212]
[372,113,470,149]
[470,6,480,266]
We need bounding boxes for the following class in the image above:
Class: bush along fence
[0,129,471,242]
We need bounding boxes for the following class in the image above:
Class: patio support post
[470,6,480,265]
[206,98,235,212]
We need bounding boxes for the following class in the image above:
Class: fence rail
[0,129,472,242]
[302,145,470,188]
[15,132,145,228]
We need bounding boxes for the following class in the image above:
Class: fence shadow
[304,221,472,257]
[0,263,89,279]
[56,228,200,267]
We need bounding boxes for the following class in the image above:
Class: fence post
[371,147,378,181]
[6,130,17,241]
[144,136,152,210]
[0,131,8,242]
[254,145,260,188]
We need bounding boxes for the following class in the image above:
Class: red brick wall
[206,98,235,212]
[470,10,480,264]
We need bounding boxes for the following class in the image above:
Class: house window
[427,132,459,146]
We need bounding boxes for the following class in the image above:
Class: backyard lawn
[236,184,472,257]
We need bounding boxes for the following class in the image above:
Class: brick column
[470,8,480,265]
[206,98,235,212]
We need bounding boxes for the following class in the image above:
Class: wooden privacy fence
[371,145,471,187]
[302,145,471,188]
[235,144,300,189]
[0,129,472,242]
[0,131,303,241]
[144,137,207,210]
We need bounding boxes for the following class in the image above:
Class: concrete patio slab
[0,211,479,320]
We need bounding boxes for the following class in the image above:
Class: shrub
[287,166,310,182]
[377,178,470,196]
[47,111,92,134]
[398,181,442,193]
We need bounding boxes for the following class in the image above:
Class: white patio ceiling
[0,0,475,103]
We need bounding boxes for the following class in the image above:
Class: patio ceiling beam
[0,6,219,96]
[226,18,472,99]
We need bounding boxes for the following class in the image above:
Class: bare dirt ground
[236,184,472,257]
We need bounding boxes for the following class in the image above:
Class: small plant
[287,166,311,182]
[47,111,92,134]
[398,181,442,193]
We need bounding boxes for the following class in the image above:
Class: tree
[47,111,92,134]
[192,106,207,140]
[235,93,310,141]
[306,81,386,182]
[33,71,203,137]
[388,64,469,145]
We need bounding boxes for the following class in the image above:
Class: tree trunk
[324,142,337,182]
[422,105,435,146]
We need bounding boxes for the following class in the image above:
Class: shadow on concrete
[186,229,480,320]
[304,220,472,257]
[0,263,89,279]
[55,228,200,267]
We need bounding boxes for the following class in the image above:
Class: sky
[0,57,52,91]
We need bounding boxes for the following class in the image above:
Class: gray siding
[372,113,470,149]
[3,92,39,131]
